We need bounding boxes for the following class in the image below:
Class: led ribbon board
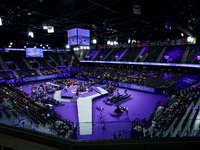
[26,48,43,57]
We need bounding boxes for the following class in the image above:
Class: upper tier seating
[186,47,200,63]
[120,47,142,62]
[143,47,163,62]
[93,49,111,60]
[85,50,100,60]
[35,58,53,69]
[104,48,126,61]
[162,46,186,63]
[49,54,63,66]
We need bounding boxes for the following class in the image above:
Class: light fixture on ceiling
[47,26,54,33]
[181,33,184,37]
[187,36,194,42]
[114,41,118,45]
[28,31,34,38]
[92,39,97,44]
[43,26,48,29]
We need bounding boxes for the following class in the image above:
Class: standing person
[117,89,120,95]
[118,133,123,139]
[125,106,128,115]
[124,89,127,94]
[152,120,156,132]
[73,123,77,139]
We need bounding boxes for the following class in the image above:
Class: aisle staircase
[22,57,31,68]
[156,47,167,62]
[103,49,114,61]
[180,46,191,63]
[0,56,8,70]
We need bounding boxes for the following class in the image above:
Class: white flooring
[77,87,108,135]
[53,86,108,135]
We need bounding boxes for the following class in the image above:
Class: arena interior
[0,0,200,150]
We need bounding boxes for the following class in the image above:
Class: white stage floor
[77,87,108,135]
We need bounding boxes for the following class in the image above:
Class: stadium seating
[120,47,142,62]
[143,47,163,62]
[93,49,111,60]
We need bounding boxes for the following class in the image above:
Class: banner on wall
[6,73,71,85]
[77,76,155,93]
[93,37,196,49]
[118,82,155,93]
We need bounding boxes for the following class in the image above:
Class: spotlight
[128,39,131,43]
[34,46,36,48]
[28,31,34,38]
[40,44,42,47]
[43,47,45,49]
[181,33,184,37]
[48,47,50,49]
[66,45,70,49]
[24,46,26,48]
[47,26,54,33]
[92,39,97,44]
[110,42,114,45]
[187,36,194,42]
[132,39,136,43]
[74,47,78,51]
[8,45,11,48]
[114,41,118,45]
[43,26,48,29]
[87,46,90,49]
[107,40,111,45]
[84,46,87,49]
[80,46,83,49]
[0,17,2,26]
[10,42,13,45]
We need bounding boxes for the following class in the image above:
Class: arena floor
[17,79,168,140]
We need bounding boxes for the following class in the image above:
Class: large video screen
[68,28,78,45]
[26,48,43,57]
[67,28,90,45]
[78,28,90,45]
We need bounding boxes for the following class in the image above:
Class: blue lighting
[80,60,200,68]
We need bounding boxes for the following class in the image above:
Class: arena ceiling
[0,0,199,48]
